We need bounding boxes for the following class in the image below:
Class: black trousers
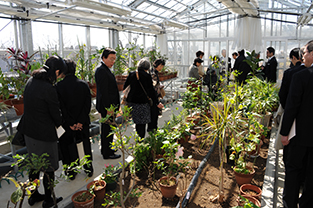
[136,124,146,138]
[148,104,158,132]
[283,139,313,208]
[59,125,93,166]
[101,122,114,157]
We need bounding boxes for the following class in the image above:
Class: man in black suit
[280,40,313,208]
[278,48,306,167]
[263,46,278,83]
[279,48,305,109]
[95,48,121,160]
[233,49,251,85]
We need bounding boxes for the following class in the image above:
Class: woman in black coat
[17,56,66,208]
[147,59,165,132]
[56,59,93,180]
[123,59,158,138]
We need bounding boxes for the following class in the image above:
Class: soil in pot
[159,176,178,198]
[72,190,95,208]
[240,184,262,200]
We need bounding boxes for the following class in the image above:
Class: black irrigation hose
[176,137,219,208]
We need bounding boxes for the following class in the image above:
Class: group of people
[278,40,313,208]
[17,48,165,207]
[188,47,279,89]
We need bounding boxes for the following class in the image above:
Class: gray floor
[0,102,184,208]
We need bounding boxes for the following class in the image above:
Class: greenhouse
[0,0,312,207]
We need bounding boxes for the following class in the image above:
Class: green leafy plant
[244,50,264,80]
[232,195,260,208]
[100,104,141,208]
[102,188,142,207]
[155,138,191,185]
[75,43,100,84]
[101,164,120,184]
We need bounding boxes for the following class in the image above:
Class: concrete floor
[0,102,184,208]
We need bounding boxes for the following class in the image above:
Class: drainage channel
[176,137,218,208]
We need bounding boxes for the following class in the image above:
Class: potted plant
[71,190,95,208]
[5,48,40,115]
[239,184,262,200]
[75,43,101,97]
[86,180,106,201]
[100,164,120,192]
[155,140,191,198]
[236,194,261,207]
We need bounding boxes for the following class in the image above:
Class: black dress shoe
[42,196,63,208]
[103,154,121,159]
[28,193,45,206]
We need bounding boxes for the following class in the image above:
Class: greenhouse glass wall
[0,0,312,83]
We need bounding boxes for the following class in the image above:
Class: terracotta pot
[234,166,255,186]
[159,176,178,198]
[117,81,124,91]
[72,190,95,208]
[86,180,106,201]
[11,98,24,116]
[240,184,262,200]
[88,83,97,98]
[237,194,261,207]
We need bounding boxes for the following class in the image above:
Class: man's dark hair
[101,48,116,59]
[289,48,300,60]
[196,50,204,58]
[267,47,275,55]
[64,58,76,75]
[193,57,203,66]
[232,52,238,56]
[153,58,165,68]
[238,49,245,56]
[306,40,313,53]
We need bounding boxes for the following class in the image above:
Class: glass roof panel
[164,1,177,8]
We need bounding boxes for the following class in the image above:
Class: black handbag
[136,71,153,107]
[12,131,26,146]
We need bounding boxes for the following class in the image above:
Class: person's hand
[70,124,77,131]
[157,103,164,109]
[76,123,83,131]
[281,135,290,146]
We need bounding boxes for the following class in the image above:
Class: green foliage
[101,164,121,183]
[102,188,142,207]
[114,44,127,75]
[232,195,260,208]
[75,43,100,83]
[244,50,264,80]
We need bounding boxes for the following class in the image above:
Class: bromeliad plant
[3,48,39,98]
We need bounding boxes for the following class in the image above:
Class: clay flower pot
[86,180,106,201]
[234,166,255,186]
[158,176,178,198]
[72,190,95,208]
[11,98,24,116]
[240,184,262,200]
[237,194,261,207]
